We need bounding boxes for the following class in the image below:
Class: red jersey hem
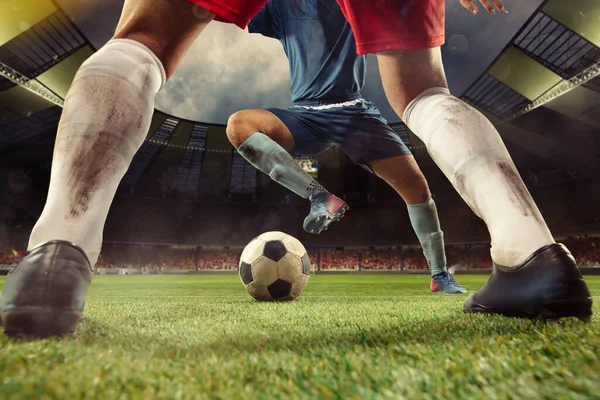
[356,35,445,55]
[185,0,250,29]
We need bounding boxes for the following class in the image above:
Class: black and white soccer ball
[239,231,311,301]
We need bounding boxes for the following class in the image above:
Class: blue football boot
[431,271,468,294]
[303,192,349,234]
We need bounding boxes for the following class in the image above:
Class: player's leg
[0,0,266,337]
[389,50,590,318]
[226,109,348,234]
[369,155,429,205]
[227,109,296,151]
[330,100,464,293]
[27,0,213,266]
[377,47,559,265]
[370,155,466,294]
[335,0,591,319]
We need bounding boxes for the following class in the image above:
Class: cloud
[154,23,292,124]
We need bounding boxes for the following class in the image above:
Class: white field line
[89,295,600,299]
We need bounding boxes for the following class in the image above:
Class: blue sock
[407,198,447,276]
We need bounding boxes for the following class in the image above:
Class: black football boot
[0,240,93,338]
[463,243,592,321]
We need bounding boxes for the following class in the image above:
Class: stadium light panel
[543,0,600,48]
[506,61,600,120]
[0,0,56,46]
[36,46,93,98]
[488,45,563,101]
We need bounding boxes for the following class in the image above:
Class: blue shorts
[267,99,411,173]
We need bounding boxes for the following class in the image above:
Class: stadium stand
[3,236,599,273]
[1,0,599,275]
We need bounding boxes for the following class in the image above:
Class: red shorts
[185,0,267,29]
[336,0,445,55]
[185,0,444,55]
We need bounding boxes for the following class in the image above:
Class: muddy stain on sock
[496,160,544,225]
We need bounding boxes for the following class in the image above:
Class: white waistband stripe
[292,98,364,110]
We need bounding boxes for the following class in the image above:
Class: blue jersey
[248,0,366,105]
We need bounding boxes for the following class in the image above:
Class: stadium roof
[454,0,600,186]
[0,0,92,147]
[0,0,598,193]
[461,0,600,121]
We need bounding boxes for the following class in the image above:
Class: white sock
[237,132,326,199]
[28,39,165,266]
[403,87,554,267]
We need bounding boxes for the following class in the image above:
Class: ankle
[308,182,328,200]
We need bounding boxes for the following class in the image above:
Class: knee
[409,174,432,204]
[226,111,256,148]
[399,170,432,204]
[111,31,172,75]
[112,4,214,79]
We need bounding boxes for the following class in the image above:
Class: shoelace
[433,272,458,285]
[448,276,466,291]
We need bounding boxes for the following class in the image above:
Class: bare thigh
[227,109,296,152]
[376,47,448,118]
[113,0,215,79]
[369,155,431,205]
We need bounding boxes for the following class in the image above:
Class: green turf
[1,274,599,400]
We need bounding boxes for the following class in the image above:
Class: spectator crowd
[197,249,238,270]
[0,249,24,267]
[2,236,599,271]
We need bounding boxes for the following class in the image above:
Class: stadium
[0,0,599,398]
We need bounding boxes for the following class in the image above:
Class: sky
[57,0,544,125]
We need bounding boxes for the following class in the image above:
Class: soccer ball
[239,231,311,301]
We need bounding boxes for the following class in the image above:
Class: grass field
[1,274,599,399]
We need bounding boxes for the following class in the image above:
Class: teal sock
[407,198,447,276]
[237,132,326,199]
